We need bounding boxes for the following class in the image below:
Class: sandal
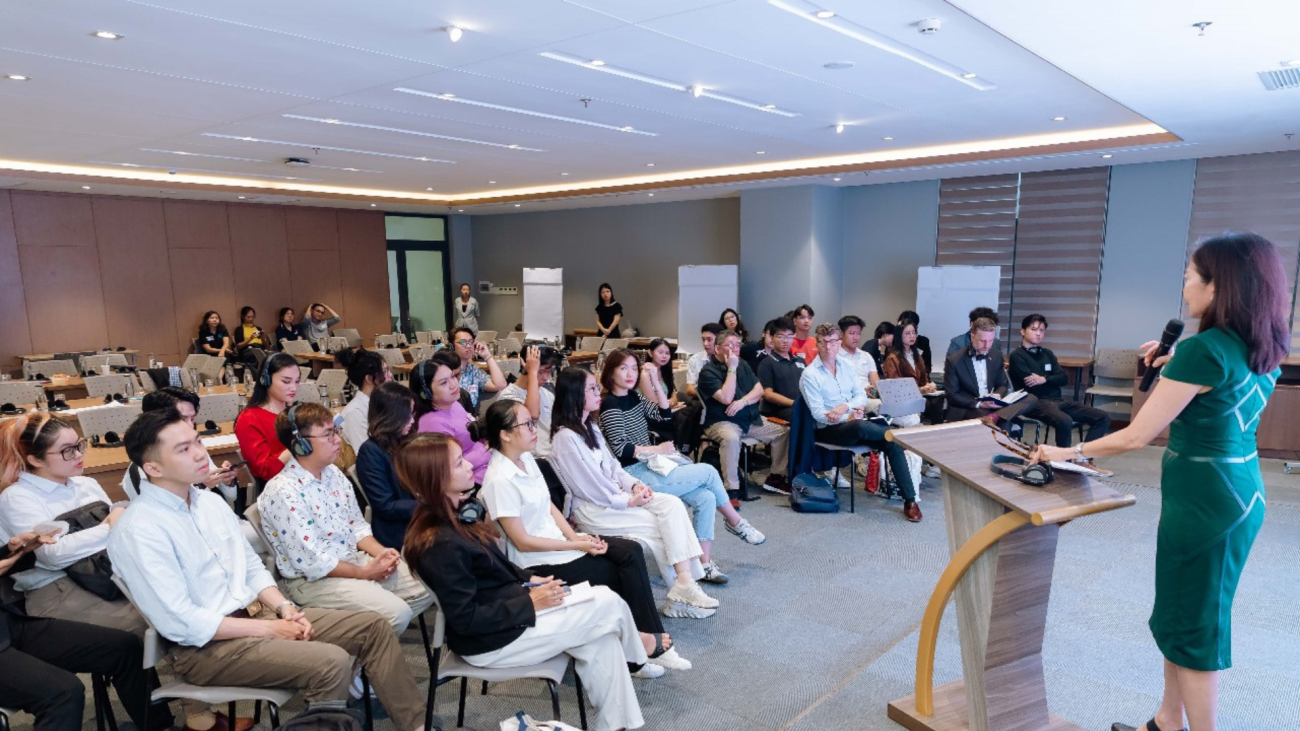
[1111,720,1187,731]
[647,633,672,658]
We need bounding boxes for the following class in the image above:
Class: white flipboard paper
[678,265,737,355]
[523,268,563,340]
[916,266,1001,374]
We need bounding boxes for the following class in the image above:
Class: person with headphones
[120,387,240,502]
[412,352,490,484]
[335,347,393,451]
[233,353,300,484]
[401,432,648,731]
[257,403,434,636]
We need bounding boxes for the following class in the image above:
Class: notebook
[536,581,597,616]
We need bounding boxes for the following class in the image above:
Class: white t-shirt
[480,451,583,569]
[498,383,555,458]
[844,348,878,393]
[340,390,370,451]
[686,351,711,387]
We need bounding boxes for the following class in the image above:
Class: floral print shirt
[257,459,372,580]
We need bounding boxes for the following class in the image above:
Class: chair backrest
[296,381,324,404]
[377,348,408,368]
[83,374,138,399]
[498,337,521,357]
[578,336,604,352]
[241,503,279,574]
[110,575,167,669]
[322,336,350,354]
[602,338,629,352]
[281,339,314,356]
[415,330,435,345]
[23,359,77,379]
[1093,348,1139,380]
[408,344,435,362]
[376,333,403,349]
[136,370,157,393]
[672,367,688,395]
[477,330,498,343]
[196,356,226,385]
[78,403,142,440]
[507,331,527,343]
[298,366,312,383]
[0,381,44,406]
[316,369,350,402]
[80,353,129,376]
[197,392,243,424]
[334,328,363,348]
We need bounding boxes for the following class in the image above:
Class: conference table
[17,349,141,367]
[1,385,247,432]
[1057,356,1094,401]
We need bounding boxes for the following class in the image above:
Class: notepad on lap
[536,581,597,616]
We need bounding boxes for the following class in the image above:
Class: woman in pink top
[413,351,489,483]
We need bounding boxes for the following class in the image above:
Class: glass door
[385,213,451,338]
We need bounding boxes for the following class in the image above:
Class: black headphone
[0,403,23,416]
[91,431,124,449]
[198,419,222,436]
[48,398,69,412]
[414,361,433,402]
[286,402,313,458]
[457,493,486,524]
[102,393,127,404]
[990,454,1054,487]
[258,356,276,388]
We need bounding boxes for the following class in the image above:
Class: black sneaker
[762,474,791,495]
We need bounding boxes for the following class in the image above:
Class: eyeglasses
[455,339,474,347]
[304,428,341,441]
[989,424,1033,459]
[59,438,89,461]
[511,419,538,432]
[819,338,841,346]
[584,384,601,394]
[774,334,794,341]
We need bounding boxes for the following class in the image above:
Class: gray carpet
[21,447,1300,731]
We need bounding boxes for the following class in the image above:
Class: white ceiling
[0,0,1296,213]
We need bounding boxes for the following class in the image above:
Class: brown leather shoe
[197,713,255,731]
[904,501,923,523]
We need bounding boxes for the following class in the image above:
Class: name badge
[1044,364,1052,371]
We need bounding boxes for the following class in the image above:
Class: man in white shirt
[684,322,724,400]
[258,403,432,633]
[838,315,882,413]
[942,317,1037,426]
[338,350,393,452]
[498,346,568,509]
[109,409,427,731]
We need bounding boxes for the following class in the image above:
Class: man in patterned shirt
[257,403,433,634]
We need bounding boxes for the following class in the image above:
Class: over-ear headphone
[414,361,433,402]
[258,356,275,388]
[92,431,124,449]
[0,403,23,416]
[990,454,1054,487]
[286,402,313,458]
[457,493,486,524]
[198,419,222,436]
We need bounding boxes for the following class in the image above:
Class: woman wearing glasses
[480,400,690,677]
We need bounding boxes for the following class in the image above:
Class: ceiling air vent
[1258,67,1300,91]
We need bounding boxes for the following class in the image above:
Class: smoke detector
[917,18,942,34]
[283,157,311,166]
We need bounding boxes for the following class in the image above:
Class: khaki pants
[169,606,424,731]
[284,553,435,634]
[704,418,789,492]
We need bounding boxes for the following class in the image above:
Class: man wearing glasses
[450,326,508,414]
[256,403,434,636]
[300,302,341,350]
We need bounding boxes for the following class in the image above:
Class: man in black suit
[943,317,1037,427]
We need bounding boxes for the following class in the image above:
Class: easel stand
[885,421,1136,731]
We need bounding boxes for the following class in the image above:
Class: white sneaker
[725,518,766,545]
[923,465,941,479]
[632,662,665,679]
[647,646,692,670]
[660,601,716,619]
[667,581,719,609]
[700,561,729,584]
[834,471,852,488]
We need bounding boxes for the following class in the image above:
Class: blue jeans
[625,461,726,542]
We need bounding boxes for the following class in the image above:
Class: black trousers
[1024,399,1112,448]
[536,458,568,511]
[813,420,917,501]
[531,536,664,636]
[0,615,170,731]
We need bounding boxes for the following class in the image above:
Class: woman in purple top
[412,351,490,483]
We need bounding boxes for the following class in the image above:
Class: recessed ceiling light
[560,172,569,176]
[439,93,455,99]
[589,59,606,66]
[835,123,845,134]
[1282,59,1300,67]
[648,193,655,197]
[282,114,544,152]
[81,185,91,190]
[514,204,521,207]
[203,133,456,163]
[458,209,465,212]
[4,74,29,81]
[92,31,124,40]
[395,87,661,136]
[646,163,655,167]
[815,10,836,19]
[756,150,766,155]
[961,72,977,79]
[882,136,894,140]
[342,168,360,172]
[426,187,434,191]
[90,160,320,181]
[691,84,704,98]
[370,203,377,207]
[621,126,634,132]
[488,180,496,184]
[445,26,463,42]
[1101,154,1113,159]
[238,196,246,199]
[761,104,777,110]
[1052,116,1067,121]
[832,177,841,181]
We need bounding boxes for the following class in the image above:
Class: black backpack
[53,502,123,601]
[789,473,840,514]
[281,706,366,731]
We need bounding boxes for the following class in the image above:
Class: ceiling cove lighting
[281,114,546,152]
[92,30,124,40]
[538,52,801,117]
[90,161,319,181]
[393,87,660,136]
[767,0,995,91]
[4,74,30,81]
[140,149,265,162]
[201,133,456,163]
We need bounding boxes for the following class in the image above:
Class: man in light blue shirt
[799,323,922,523]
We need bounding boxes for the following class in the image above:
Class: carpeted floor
[21,447,1300,731]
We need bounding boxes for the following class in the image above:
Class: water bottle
[35,391,47,412]
[148,352,156,369]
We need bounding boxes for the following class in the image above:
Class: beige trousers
[283,552,435,634]
[704,417,790,492]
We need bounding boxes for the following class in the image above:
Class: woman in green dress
[1031,233,1291,731]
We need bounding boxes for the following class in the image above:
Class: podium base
[887,680,1084,731]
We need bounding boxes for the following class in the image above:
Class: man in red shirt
[788,304,819,365]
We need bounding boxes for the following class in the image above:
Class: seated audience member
[757,316,803,424]
[747,320,777,374]
[232,306,267,368]
[0,529,161,731]
[481,400,690,674]
[549,368,719,617]
[337,347,393,451]
[599,350,765,583]
[301,302,341,350]
[595,283,624,338]
[234,352,300,483]
[259,403,434,634]
[356,382,420,550]
[197,310,234,367]
[800,323,923,522]
[275,307,305,349]
[882,318,943,423]
[718,308,749,345]
[1009,314,1111,448]
[897,310,932,365]
[645,338,680,408]
[450,327,507,414]
[839,315,882,401]
[863,321,895,372]
[684,322,724,400]
[453,283,480,333]
[413,352,490,483]
[121,386,239,502]
[788,304,819,365]
[943,318,1038,427]
[109,410,427,731]
[400,434,648,729]
[699,330,791,495]
[947,307,1002,358]
[498,345,567,509]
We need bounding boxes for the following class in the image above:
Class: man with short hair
[800,323,922,522]
[685,322,725,400]
[943,317,1038,426]
[698,330,790,496]
[109,410,427,731]
[788,304,818,365]
[1009,314,1111,449]
[756,317,803,424]
[838,315,882,406]
[301,303,341,349]
[499,345,568,508]
[121,386,240,502]
[450,326,507,414]
[947,307,1001,357]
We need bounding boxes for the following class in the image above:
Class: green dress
[1151,327,1278,671]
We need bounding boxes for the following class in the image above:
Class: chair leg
[228,701,237,727]
[253,701,262,726]
[480,680,488,696]
[548,680,561,721]
[269,703,281,730]
[457,677,468,727]
[361,669,374,731]
[574,670,588,730]
[847,460,855,513]
[0,709,9,731]
[92,674,115,731]
[418,614,437,731]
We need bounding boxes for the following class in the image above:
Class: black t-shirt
[697,359,762,429]
[595,302,624,330]
[756,352,806,419]
[198,326,230,352]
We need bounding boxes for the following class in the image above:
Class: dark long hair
[718,308,749,343]
[368,381,416,454]
[336,347,385,389]
[552,367,599,450]
[597,282,615,305]
[598,348,638,394]
[278,307,295,326]
[1191,233,1290,374]
[246,352,299,408]
[648,338,676,398]
[399,433,498,568]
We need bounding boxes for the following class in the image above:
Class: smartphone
[224,460,248,471]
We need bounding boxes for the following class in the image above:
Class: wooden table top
[1057,356,1095,369]
[43,377,86,392]
[888,420,1135,526]
[566,351,599,365]
[19,350,140,362]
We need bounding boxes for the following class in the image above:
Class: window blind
[936,174,1020,348]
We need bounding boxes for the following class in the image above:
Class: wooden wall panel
[290,250,345,325]
[228,205,292,338]
[93,198,180,365]
[286,208,339,251]
[19,245,109,354]
[168,248,237,360]
[338,210,392,339]
[164,201,230,249]
[11,192,97,247]
[0,191,34,370]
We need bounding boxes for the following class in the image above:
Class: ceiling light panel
[281,114,547,151]
[200,133,456,162]
[393,86,659,136]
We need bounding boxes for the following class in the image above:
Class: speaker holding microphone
[1139,319,1185,393]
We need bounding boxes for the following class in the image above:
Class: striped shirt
[598,391,669,466]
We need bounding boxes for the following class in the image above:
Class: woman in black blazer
[399,433,649,731]
[355,382,419,549]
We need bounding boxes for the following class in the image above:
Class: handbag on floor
[789,473,839,513]
[500,711,581,731]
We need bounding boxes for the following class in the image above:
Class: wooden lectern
[886,421,1136,731]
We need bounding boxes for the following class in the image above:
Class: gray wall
[739,186,815,327]
[469,198,740,337]
[840,180,940,327]
[1095,160,1197,351]
[447,214,474,295]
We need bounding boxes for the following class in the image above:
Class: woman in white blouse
[547,368,720,619]
[453,283,480,333]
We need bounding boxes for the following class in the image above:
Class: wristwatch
[1073,443,1085,460]
[275,600,298,618]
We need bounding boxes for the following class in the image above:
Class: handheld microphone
[1139,319,1185,392]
